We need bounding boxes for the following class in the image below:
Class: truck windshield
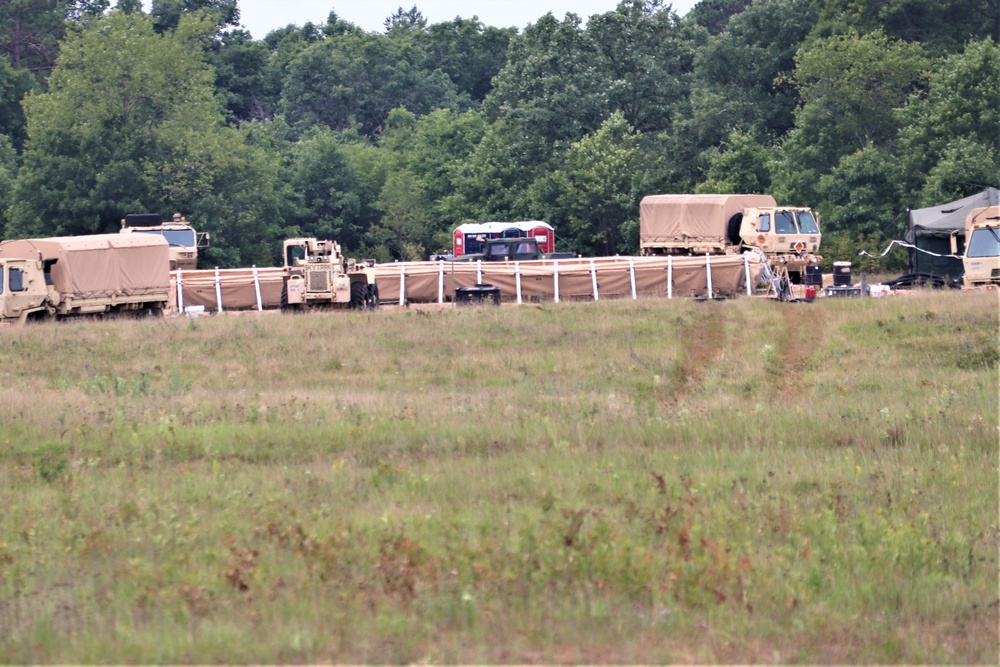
[797,211,819,234]
[966,228,1000,258]
[286,245,306,266]
[134,228,196,247]
[774,211,797,234]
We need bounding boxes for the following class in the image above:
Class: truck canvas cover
[640,194,776,244]
[0,234,170,299]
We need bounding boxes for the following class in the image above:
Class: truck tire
[350,281,367,309]
[366,281,379,309]
[726,213,744,247]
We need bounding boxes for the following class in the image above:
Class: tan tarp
[0,234,170,298]
[640,194,776,247]
[372,254,763,303]
[173,267,285,311]
[170,254,764,311]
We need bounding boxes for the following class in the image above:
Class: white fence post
[438,261,444,304]
[515,261,522,304]
[399,263,406,308]
[476,259,482,285]
[214,267,223,313]
[553,260,560,304]
[176,269,185,313]
[743,253,752,296]
[252,266,263,311]
[705,253,714,300]
[667,256,673,300]
[590,259,599,301]
[629,258,637,299]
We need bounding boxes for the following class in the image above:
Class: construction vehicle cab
[281,238,377,310]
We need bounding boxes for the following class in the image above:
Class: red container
[804,286,817,300]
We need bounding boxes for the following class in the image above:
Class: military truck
[952,205,1000,288]
[0,234,171,323]
[281,238,378,310]
[447,237,576,262]
[120,213,208,271]
[639,194,822,283]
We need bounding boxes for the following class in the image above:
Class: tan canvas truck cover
[640,194,777,248]
[0,234,170,298]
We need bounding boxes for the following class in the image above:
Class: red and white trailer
[452,221,555,257]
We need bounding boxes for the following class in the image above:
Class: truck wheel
[350,281,367,309]
[366,281,379,309]
[280,285,296,312]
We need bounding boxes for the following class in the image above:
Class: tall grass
[0,291,997,663]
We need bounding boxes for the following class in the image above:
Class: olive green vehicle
[280,238,378,310]
[0,234,171,323]
[952,205,1000,289]
[120,213,209,271]
[639,194,822,283]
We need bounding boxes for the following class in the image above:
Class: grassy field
[0,290,997,663]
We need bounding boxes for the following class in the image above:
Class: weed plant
[0,291,996,663]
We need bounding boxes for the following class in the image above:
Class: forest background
[0,0,997,270]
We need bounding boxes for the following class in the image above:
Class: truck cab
[952,206,1000,288]
[120,213,208,271]
[736,206,822,281]
[0,258,59,323]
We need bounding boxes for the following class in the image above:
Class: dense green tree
[0,57,35,150]
[689,0,818,147]
[279,30,464,137]
[208,28,276,121]
[8,10,283,266]
[425,18,516,102]
[588,0,696,133]
[685,0,753,35]
[771,30,928,206]
[484,13,607,149]
[0,0,71,76]
[283,127,366,251]
[534,112,643,256]
[0,134,17,237]
[149,0,239,34]
[695,129,773,194]
[813,0,1000,57]
[896,38,1000,204]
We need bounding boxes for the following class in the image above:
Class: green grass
[0,291,997,663]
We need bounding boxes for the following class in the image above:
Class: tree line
[0,0,997,270]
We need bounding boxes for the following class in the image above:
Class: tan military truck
[952,205,1000,288]
[281,237,378,310]
[0,234,171,323]
[639,194,822,283]
[120,213,208,271]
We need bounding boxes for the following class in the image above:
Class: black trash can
[455,283,501,306]
[833,261,852,287]
[804,264,823,287]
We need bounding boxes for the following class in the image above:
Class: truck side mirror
[950,230,960,255]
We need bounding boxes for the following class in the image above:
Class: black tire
[726,213,744,246]
[366,281,379,309]
[350,281,367,309]
[280,284,297,312]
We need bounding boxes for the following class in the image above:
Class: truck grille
[307,270,330,292]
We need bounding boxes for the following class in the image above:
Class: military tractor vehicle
[120,213,208,271]
[281,238,378,310]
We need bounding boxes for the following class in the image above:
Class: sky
[202,1,701,38]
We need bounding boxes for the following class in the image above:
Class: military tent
[904,188,1000,278]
